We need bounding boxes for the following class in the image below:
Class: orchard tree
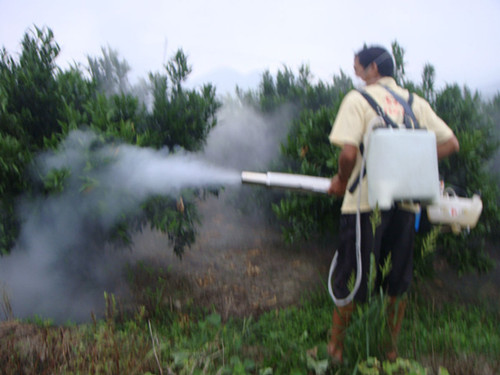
[88,46,131,96]
[0,26,63,254]
[56,66,96,134]
[391,41,406,86]
[141,49,220,152]
[1,26,62,148]
[0,130,28,253]
[0,26,222,258]
[421,64,436,103]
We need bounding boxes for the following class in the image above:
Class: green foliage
[88,46,131,96]
[141,193,200,257]
[391,42,406,86]
[343,292,390,367]
[0,133,27,253]
[1,26,62,148]
[0,26,221,257]
[403,298,500,364]
[83,92,144,143]
[141,50,221,152]
[0,26,62,254]
[357,357,428,375]
[244,294,332,373]
[0,133,28,196]
[271,108,341,242]
[242,64,352,114]
[421,64,436,103]
[55,66,96,137]
[252,67,302,112]
[413,226,441,280]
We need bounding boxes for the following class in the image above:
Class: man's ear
[369,61,379,74]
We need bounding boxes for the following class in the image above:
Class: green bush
[0,26,221,258]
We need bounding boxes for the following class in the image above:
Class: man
[327,45,459,363]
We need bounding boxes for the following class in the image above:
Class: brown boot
[328,302,354,364]
[386,296,407,361]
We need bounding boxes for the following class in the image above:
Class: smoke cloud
[0,100,292,322]
[202,99,293,170]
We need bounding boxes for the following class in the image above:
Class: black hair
[356,46,394,77]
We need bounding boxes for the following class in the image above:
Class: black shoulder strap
[356,90,398,129]
[348,162,366,194]
[382,86,420,129]
[408,92,414,106]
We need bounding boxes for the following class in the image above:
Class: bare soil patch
[128,193,334,319]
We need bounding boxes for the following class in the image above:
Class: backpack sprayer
[240,170,482,234]
[241,87,483,306]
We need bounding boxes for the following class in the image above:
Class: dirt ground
[128,192,334,319]
[127,191,500,320]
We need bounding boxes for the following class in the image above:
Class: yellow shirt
[329,77,454,214]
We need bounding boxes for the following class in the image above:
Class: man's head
[354,46,394,84]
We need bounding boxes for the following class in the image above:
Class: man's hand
[328,174,348,196]
[437,134,460,160]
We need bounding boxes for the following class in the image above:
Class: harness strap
[357,90,398,128]
[382,85,420,129]
[348,143,366,194]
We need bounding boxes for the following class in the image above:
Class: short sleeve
[329,91,366,148]
[413,96,454,143]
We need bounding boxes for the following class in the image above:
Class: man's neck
[366,75,382,85]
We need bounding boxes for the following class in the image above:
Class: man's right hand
[328,174,348,197]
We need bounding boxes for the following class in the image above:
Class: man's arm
[437,134,460,160]
[328,144,358,196]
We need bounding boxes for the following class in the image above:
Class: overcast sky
[1,0,500,95]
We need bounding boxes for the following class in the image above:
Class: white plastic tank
[365,128,440,209]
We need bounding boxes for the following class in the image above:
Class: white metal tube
[241,171,331,194]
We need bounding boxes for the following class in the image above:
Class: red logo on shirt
[383,95,404,118]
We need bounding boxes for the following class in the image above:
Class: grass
[1,287,499,375]
[402,295,500,374]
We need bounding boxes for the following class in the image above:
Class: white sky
[1,0,500,94]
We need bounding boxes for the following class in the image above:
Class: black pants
[333,207,416,303]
